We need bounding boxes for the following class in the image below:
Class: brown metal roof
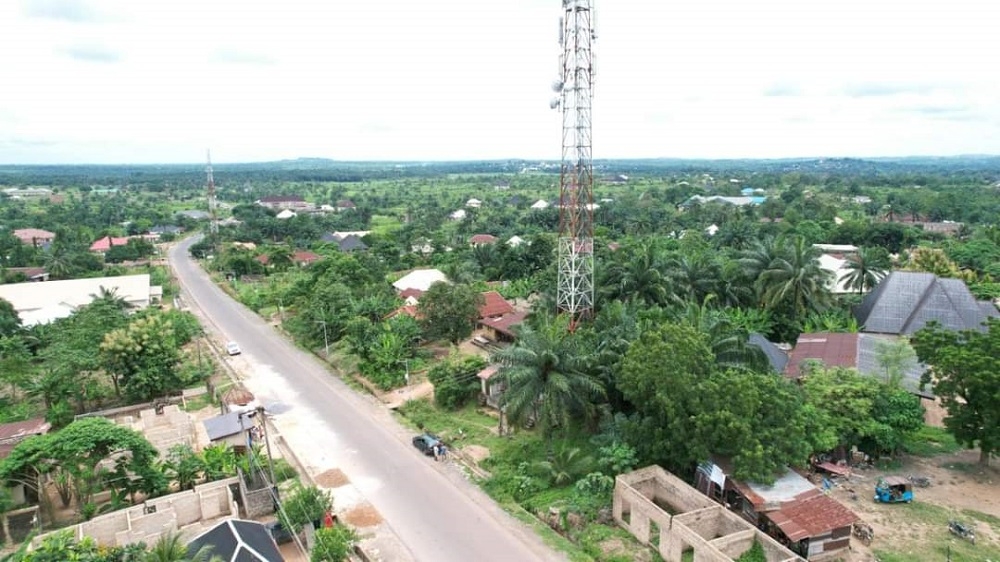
[766,489,858,542]
[784,332,859,378]
[483,310,529,337]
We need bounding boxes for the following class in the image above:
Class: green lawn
[903,425,962,457]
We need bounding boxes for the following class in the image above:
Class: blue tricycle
[874,476,913,503]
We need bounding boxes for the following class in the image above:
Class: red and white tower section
[555,0,596,326]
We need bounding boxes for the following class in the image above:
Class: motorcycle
[948,520,975,544]
[853,521,874,545]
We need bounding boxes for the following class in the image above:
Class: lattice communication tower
[554,0,596,327]
[206,150,219,239]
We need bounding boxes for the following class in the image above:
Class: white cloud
[1,0,998,163]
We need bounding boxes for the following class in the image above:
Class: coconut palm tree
[493,315,604,448]
[840,247,890,295]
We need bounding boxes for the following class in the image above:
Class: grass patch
[876,538,1000,562]
[904,425,962,457]
[503,500,595,562]
[938,461,983,474]
[369,215,402,236]
[181,392,214,412]
[961,508,1000,527]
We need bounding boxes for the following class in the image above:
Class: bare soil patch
[825,450,1000,561]
[314,468,350,488]
[462,444,491,463]
[342,504,383,528]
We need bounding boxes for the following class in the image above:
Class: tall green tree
[493,315,604,446]
[417,282,484,344]
[99,314,183,400]
[0,417,160,508]
[617,324,714,475]
[0,298,21,338]
[912,320,1000,466]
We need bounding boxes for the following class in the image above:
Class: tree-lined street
[168,236,563,562]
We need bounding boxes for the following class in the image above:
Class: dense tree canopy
[912,320,1000,466]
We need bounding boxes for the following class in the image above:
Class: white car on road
[225,341,241,356]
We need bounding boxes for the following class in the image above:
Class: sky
[1,0,999,164]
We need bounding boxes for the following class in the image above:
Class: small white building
[275,209,297,220]
[507,235,525,247]
[392,269,449,293]
[465,198,482,209]
[531,199,550,210]
[449,209,467,221]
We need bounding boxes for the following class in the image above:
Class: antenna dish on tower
[552,80,564,92]
[549,98,561,109]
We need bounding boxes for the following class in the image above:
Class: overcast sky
[1,0,998,164]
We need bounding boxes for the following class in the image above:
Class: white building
[531,199,550,210]
[392,269,448,293]
[0,274,162,326]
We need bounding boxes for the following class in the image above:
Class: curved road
[168,237,560,562]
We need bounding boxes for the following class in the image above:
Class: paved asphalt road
[169,237,561,562]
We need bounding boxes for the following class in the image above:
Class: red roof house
[0,418,51,459]
[478,291,515,319]
[90,236,131,253]
[470,234,499,246]
[13,228,56,246]
[293,251,320,266]
[399,288,425,301]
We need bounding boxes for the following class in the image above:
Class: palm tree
[666,253,721,304]
[43,249,73,280]
[840,247,890,294]
[673,297,769,372]
[144,531,221,562]
[601,242,668,306]
[493,315,604,449]
[89,286,132,311]
[757,236,832,317]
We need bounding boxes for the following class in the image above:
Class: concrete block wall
[243,487,274,518]
[29,477,239,550]
[614,466,805,562]
[78,510,128,545]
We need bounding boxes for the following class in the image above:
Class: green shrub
[311,525,357,562]
[427,353,486,410]
[735,540,767,562]
[272,458,298,482]
[279,483,333,533]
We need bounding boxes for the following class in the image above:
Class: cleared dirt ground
[826,450,999,561]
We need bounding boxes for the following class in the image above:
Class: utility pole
[316,317,329,358]
[256,405,278,492]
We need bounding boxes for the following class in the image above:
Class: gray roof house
[203,412,253,447]
[187,519,284,562]
[336,234,368,252]
[785,332,931,397]
[854,272,1000,335]
[748,333,789,373]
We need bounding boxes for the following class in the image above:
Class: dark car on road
[412,433,443,456]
